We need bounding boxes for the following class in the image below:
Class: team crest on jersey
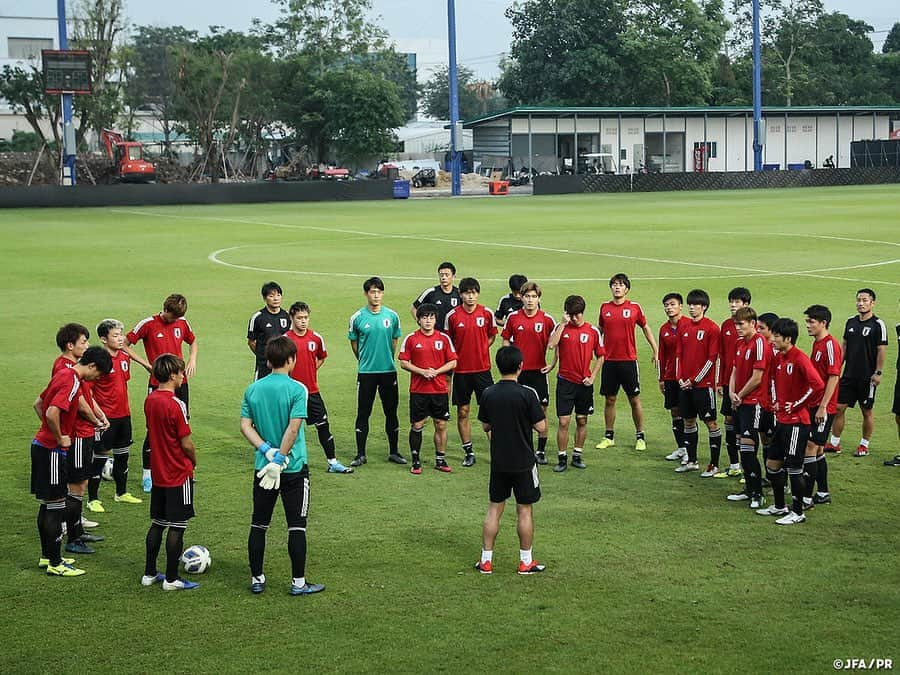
[623,309,631,318]
[451,298,458,306]
[476,316,485,327]
[815,352,822,361]
[382,319,391,328]
[435,340,444,350]
[174,327,182,339]
[580,333,589,344]
[745,351,751,360]
[121,361,129,372]
[862,327,871,336]
[280,319,288,328]
[535,323,543,332]
[308,342,316,352]
[787,364,794,375]
[696,330,705,340]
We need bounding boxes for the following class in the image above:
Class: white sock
[859,438,869,448]
[573,447,582,455]
[481,550,492,564]
[327,457,337,465]
[293,576,305,587]
[829,435,840,446]
[252,574,265,584]
[142,469,151,479]
[730,463,741,470]
[817,491,829,497]
[520,549,532,565]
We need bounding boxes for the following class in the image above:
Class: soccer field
[2,185,899,672]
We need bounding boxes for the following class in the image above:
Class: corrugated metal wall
[473,122,511,163]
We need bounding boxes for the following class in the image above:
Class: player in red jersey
[756,318,824,525]
[715,287,751,479]
[284,301,352,474]
[31,346,112,576]
[126,293,198,493]
[726,307,773,509]
[501,281,556,464]
[444,277,498,467]
[142,354,199,590]
[399,303,459,474]
[803,305,842,507]
[674,289,722,474]
[595,274,657,452]
[658,293,691,462]
[547,295,605,472]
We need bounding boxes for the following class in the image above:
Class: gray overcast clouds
[16,0,899,79]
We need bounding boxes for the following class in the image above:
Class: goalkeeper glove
[256,462,283,490]
[257,442,287,467]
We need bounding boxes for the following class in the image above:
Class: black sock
[803,457,818,499]
[165,527,185,582]
[788,469,806,514]
[113,452,129,495]
[816,455,829,493]
[768,468,786,509]
[409,427,423,463]
[684,427,699,462]
[725,424,739,464]
[142,437,151,470]
[89,456,106,501]
[42,501,66,566]
[740,446,762,494]
[672,417,685,449]
[605,429,614,441]
[37,504,48,558]
[462,441,473,455]
[709,428,723,466]
[436,451,447,465]
[65,493,84,543]
[287,528,307,579]
[145,523,164,576]
[316,423,336,460]
[538,437,547,453]
[248,525,267,578]
[557,451,567,463]
[636,430,645,441]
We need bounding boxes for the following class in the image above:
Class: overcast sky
[14,0,899,79]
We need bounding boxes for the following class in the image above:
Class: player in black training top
[411,262,461,328]
[495,274,528,326]
[828,288,888,458]
[247,281,291,380]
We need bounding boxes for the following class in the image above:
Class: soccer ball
[101,457,114,481]
[181,545,211,574]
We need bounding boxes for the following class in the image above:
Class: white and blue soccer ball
[101,457,114,481]
[181,545,211,574]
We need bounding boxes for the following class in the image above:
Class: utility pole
[752,0,763,172]
[447,0,461,196]
[57,0,77,186]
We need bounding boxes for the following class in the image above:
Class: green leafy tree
[875,52,900,104]
[421,65,481,120]
[883,22,900,53]
[0,65,61,169]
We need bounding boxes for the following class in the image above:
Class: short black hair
[857,288,876,301]
[289,301,311,316]
[686,289,710,309]
[609,273,631,289]
[438,262,456,274]
[804,304,831,327]
[771,317,799,344]
[80,346,113,374]
[96,319,124,339]
[459,277,480,294]
[662,292,683,304]
[152,354,185,383]
[364,276,385,292]
[728,287,752,304]
[261,281,283,298]
[564,295,586,316]
[757,312,779,329]
[495,345,523,375]
[508,274,528,293]
[416,303,439,320]
[265,335,297,369]
[56,323,89,352]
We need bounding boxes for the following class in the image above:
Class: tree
[0,65,61,170]
[421,65,481,120]
[498,0,629,106]
[883,22,900,54]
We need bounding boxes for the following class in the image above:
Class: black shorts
[662,380,680,410]
[838,376,876,409]
[759,408,776,437]
[769,424,809,468]
[892,377,900,416]
[556,377,594,417]
[736,403,765,437]
[489,465,541,505]
[148,381,190,416]
[251,469,309,529]
[66,436,94,482]
[599,361,640,397]
[679,387,717,422]
[149,478,195,527]
[808,409,834,447]
[307,392,328,426]
[452,371,493,407]
[720,386,734,417]
[518,370,549,406]
[410,393,451,423]
[98,417,132,454]
[31,443,67,501]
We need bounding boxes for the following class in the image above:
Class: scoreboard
[41,50,92,95]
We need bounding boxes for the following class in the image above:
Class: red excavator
[100,129,156,183]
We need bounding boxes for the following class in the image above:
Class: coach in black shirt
[475,346,547,575]
[831,288,888,457]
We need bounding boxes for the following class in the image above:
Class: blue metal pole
[751,0,763,172]
[57,0,76,186]
[447,0,461,196]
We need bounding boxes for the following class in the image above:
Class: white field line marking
[113,209,900,286]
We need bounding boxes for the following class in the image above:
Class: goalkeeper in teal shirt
[240,335,324,596]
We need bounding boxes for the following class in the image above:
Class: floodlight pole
[57,0,76,186]
[447,0,461,196]
[751,0,763,172]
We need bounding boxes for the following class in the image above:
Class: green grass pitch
[2,185,899,672]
